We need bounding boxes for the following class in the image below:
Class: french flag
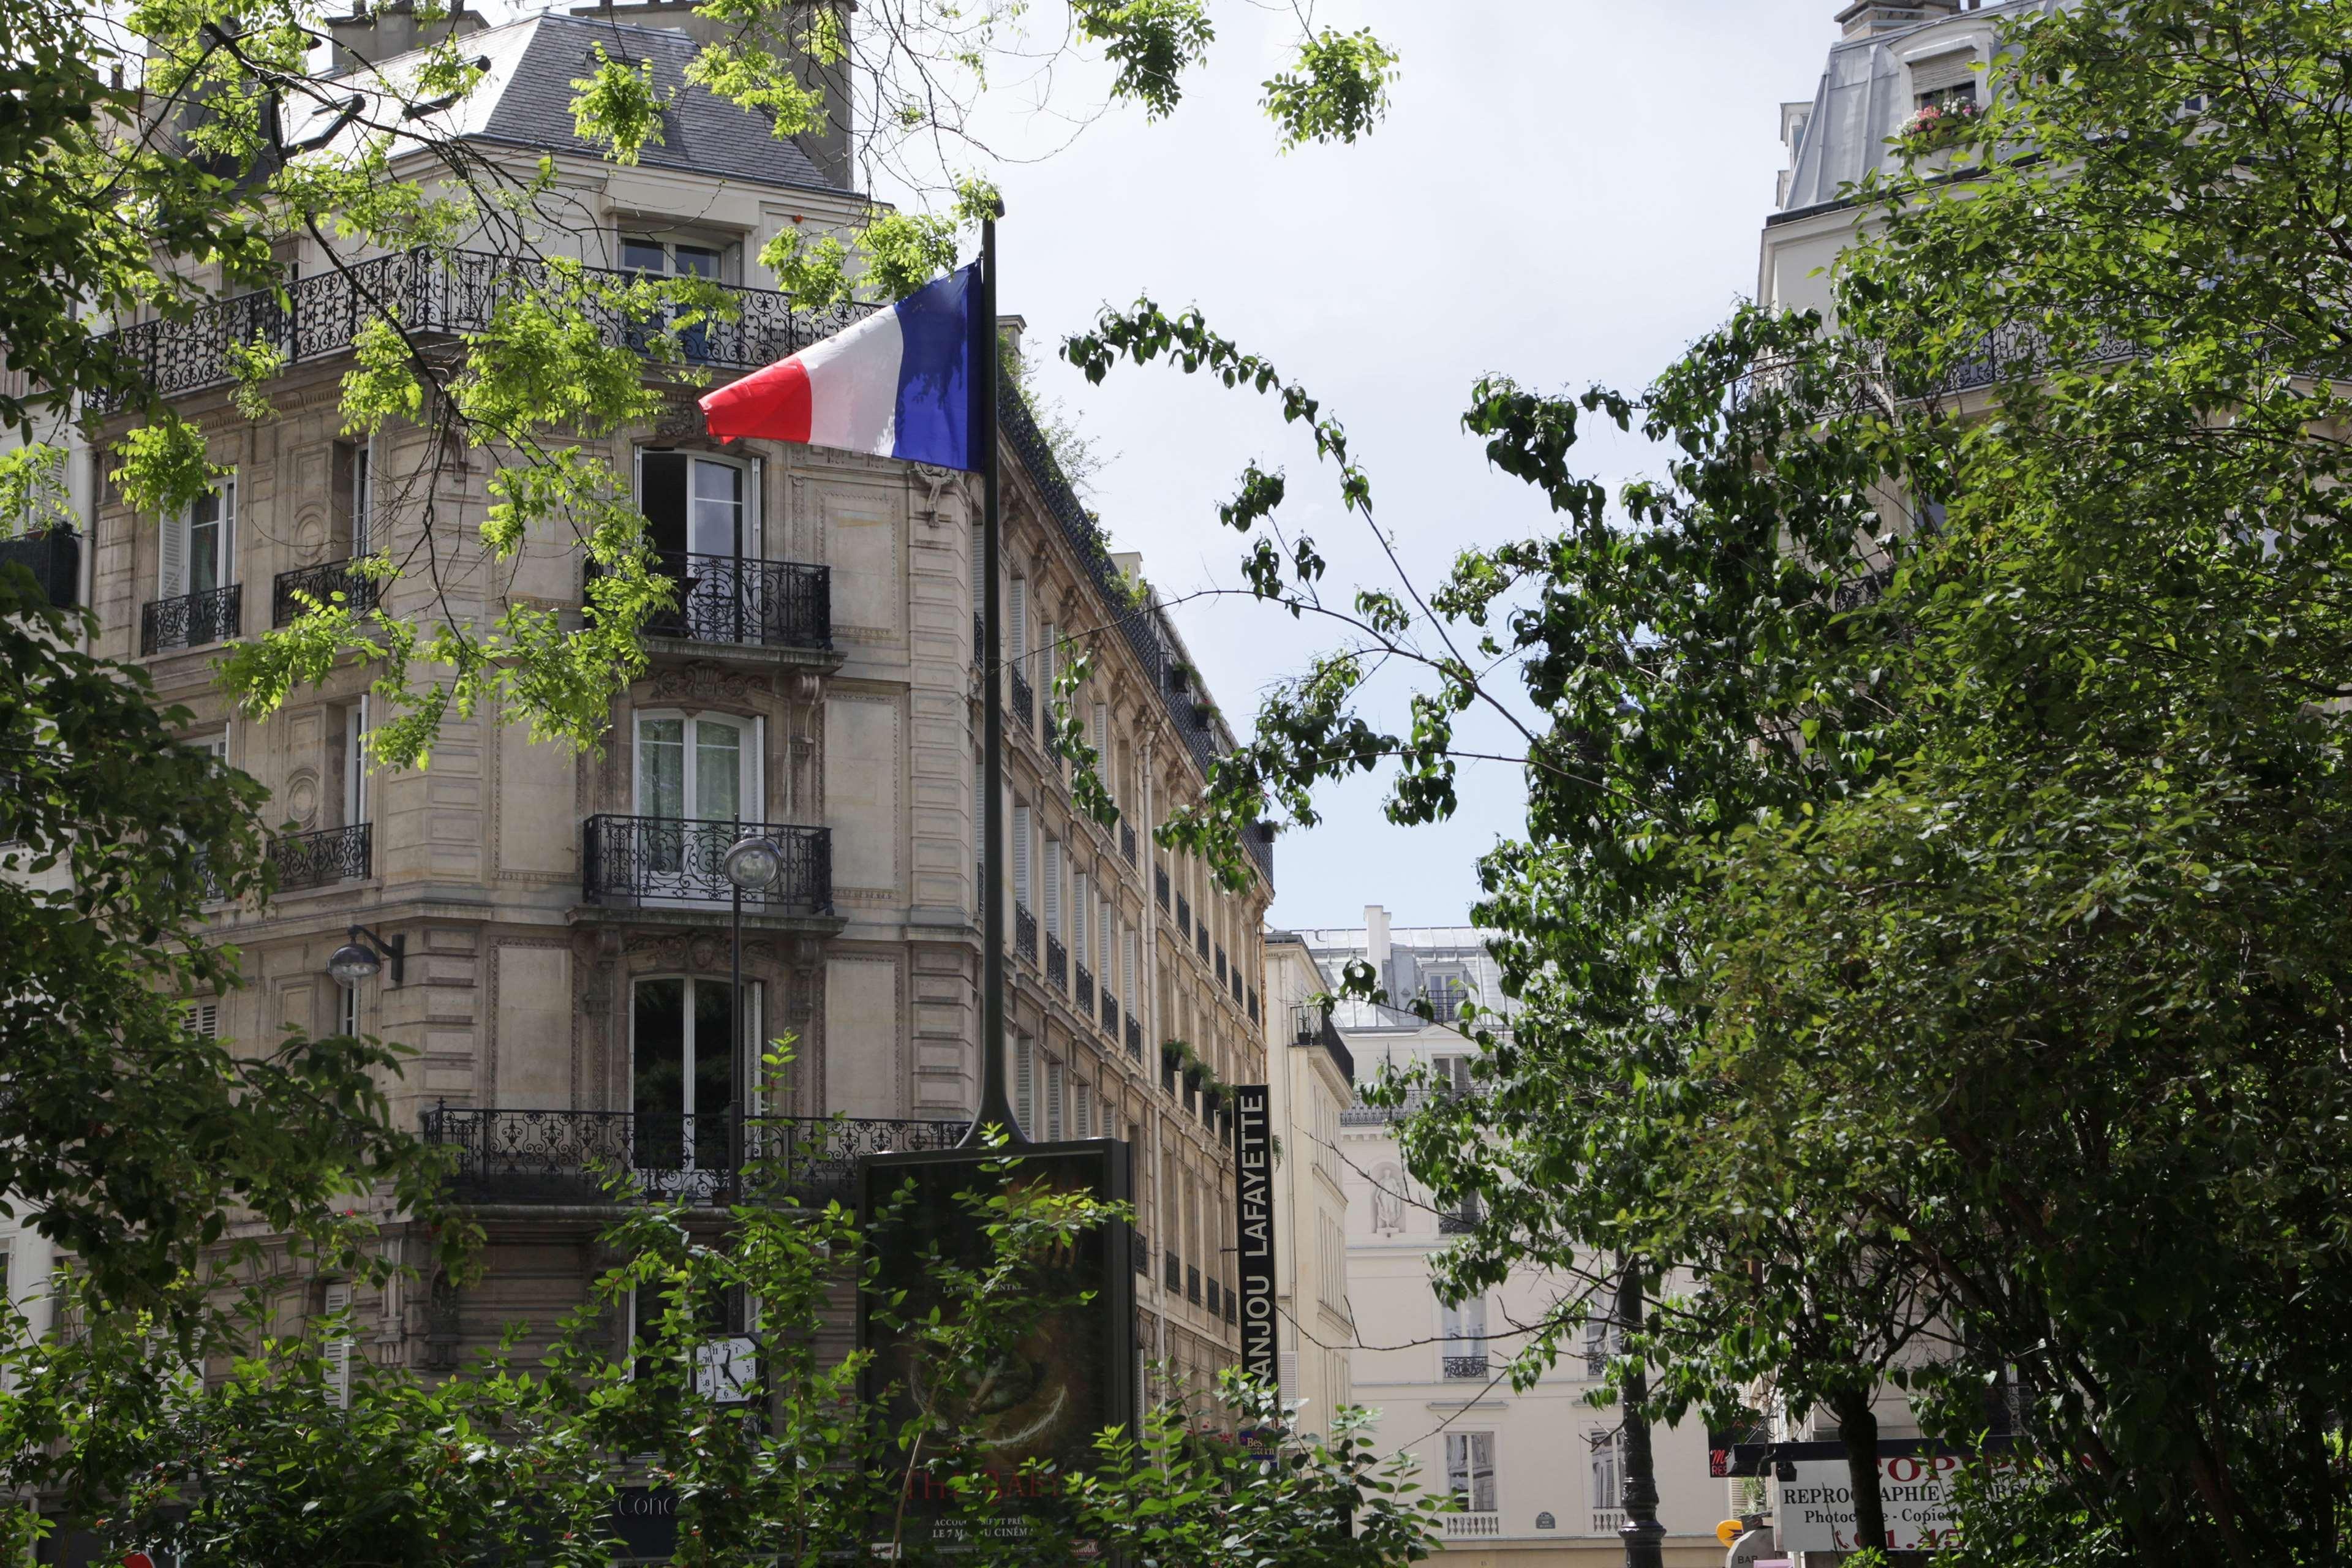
[699,263,983,472]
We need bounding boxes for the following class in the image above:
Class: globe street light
[325,923,404,987]
[723,835,785,1189]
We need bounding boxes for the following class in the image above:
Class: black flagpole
[965,210,1020,1148]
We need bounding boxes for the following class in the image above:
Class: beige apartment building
[1303,913,1725,1568]
[10,1,1273,1402]
[1259,932,1355,1438]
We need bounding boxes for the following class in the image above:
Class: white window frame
[344,696,369,828]
[1447,1430,1498,1515]
[160,473,236,601]
[632,709,764,823]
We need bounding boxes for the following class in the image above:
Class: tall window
[1446,1432,1497,1513]
[1441,1295,1488,1376]
[631,977,753,1172]
[342,697,369,827]
[639,451,748,560]
[1589,1429,1627,1516]
[635,712,754,824]
[160,475,236,600]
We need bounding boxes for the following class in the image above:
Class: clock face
[862,1145,1125,1544]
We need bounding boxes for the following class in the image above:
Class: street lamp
[723,835,785,1188]
[326,923,404,987]
[1615,1256,1668,1568]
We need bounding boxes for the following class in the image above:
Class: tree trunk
[1829,1387,1887,1558]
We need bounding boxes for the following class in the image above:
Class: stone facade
[40,4,1270,1401]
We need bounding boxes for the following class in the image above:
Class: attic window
[1911,48,1980,112]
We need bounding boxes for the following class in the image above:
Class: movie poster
[858,1139,1136,1552]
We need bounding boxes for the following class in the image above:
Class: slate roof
[1775,0,2058,216]
[306,11,841,194]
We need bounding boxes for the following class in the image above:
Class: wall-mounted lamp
[326,924,405,988]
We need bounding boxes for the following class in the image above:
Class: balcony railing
[1196,922,1210,960]
[270,823,371,891]
[1155,866,1169,908]
[88,246,880,417]
[1121,823,1137,866]
[1010,666,1035,731]
[1101,990,1118,1033]
[1075,962,1094,1011]
[581,816,831,913]
[1186,1265,1202,1305]
[973,611,985,665]
[1165,1250,1182,1292]
[1290,1003,1355,1082]
[1176,894,1190,937]
[1442,1354,1490,1381]
[273,559,379,625]
[420,1105,964,1207]
[1125,1016,1143,1060]
[1590,1511,1626,1536]
[0,530,80,608]
[1047,933,1068,991]
[1439,1197,1484,1235]
[1131,1233,1150,1275]
[591,551,831,650]
[1014,903,1038,962]
[1215,944,1227,983]
[1224,1291,1237,1325]
[1443,1515,1502,1540]
[1205,1278,1220,1316]
[141,584,241,654]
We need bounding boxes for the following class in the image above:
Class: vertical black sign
[1233,1085,1277,1386]
[859,1139,1134,1552]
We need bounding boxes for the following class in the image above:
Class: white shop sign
[1776,1453,1965,1553]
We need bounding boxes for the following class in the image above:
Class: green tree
[1065,2,2352,1559]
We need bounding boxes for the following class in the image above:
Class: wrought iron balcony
[1125,1016,1142,1060]
[1175,894,1190,936]
[1121,823,1137,866]
[88,246,880,417]
[1438,1197,1484,1235]
[420,1105,965,1207]
[0,529,79,608]
[1443,1354,1491,1381]
[1014,903,1038,962]
[1075,961,1094,1011]
[1131,1233,1150,1275]
[1196,922,1210,960]
[1010,666,1034,731]
[1230,969,1243,1005]
[141,584,241,655]
[1164,1250,1182,1292]
[1206,1278,1220,1316]
[1246,987,1259,1024]
[581,815,831,913]
[973,610,985,665]
[270,822,371,891]
[1215,944,1227,983]
[1101,989,1118,1033]
[1155,866,1169,908]
[1290,1003,1355,1082]
[1046,933,1068,991]
[1224,1290,1237,1325]
[1186,1265,1202,1305]
[590,551,831,650]
[273,559,379,626]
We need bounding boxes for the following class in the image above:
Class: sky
[919,1,1839,932]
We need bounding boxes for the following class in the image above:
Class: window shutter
[1041,625,1057,692]
[1045,1057,1065,1140]
[184,1001,219,1038]
[1093,701,1110,766]
[159,504,188,598]
[1074,1082,1092,1139]
[352,444,373,556]
[1014,1037,1035,1133]
[1008,578,1028,657]
[322,1281,353,1408]
[1072,874,1090,965]
[1043,839,1063,935]
[1911,48,1976,93]
[1278,1349,1298,1402]
[747,456,764,560]
[1012,807,1031,904]
[219,476,237,584]
[1101,904,1115,991]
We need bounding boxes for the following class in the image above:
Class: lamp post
[1616,1256,1667,1568]
[723,834,785,1190]
[326,923,404,987]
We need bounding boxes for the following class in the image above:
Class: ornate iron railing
[581,815,831,913]
[88,247,881,417]
[1164,1251,1182,1292]
[1014,903,1038,962]
[1175,894,1190,937]
[420,1105,965,1207]
[591,551,831,650]
[1155,866,1169,908]
[0,530,79,608]
[1186,1265,1202,1305]
[1246,987,1258,1024]
[1121,823,1137,866]
[1224,1290,1237,1325]
[1290,1003,1354,1082]
[141,584,241,654]
[1196,922,1210,960]
[1438,1197,1484,1235]
[1075,962,1093,1011]
[1010,666,1034,731]
[1205,1278,1220,1316]
[273,559,379,625]
[270,822,371,890]
[1125,1016,1142,1060]
[1443,1354,1490,1381]
[1215,944,1227,984]
[1131,1234,1150,1275]
[1046,933,1068,991]
[1101,990,1118,1033]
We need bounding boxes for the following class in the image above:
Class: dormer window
[1909,48,1981,115]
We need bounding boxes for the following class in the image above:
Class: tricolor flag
[699,263,984,472]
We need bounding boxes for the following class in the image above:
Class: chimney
[1364,905,1390,971]
[326,1,486,70]
[1835,1,1964,39]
